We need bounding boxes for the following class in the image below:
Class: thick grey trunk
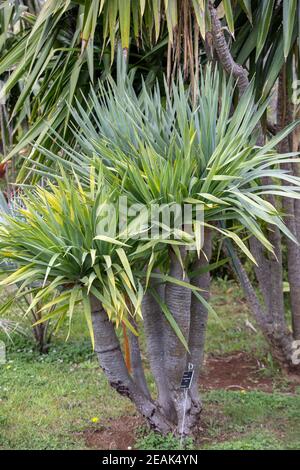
[264,225,285,325]
[128,319,151,399]
[249,238,272,317]
[249,225,285,326]
[186,229,213,430]
[90,295,174,433]
[142,281,177,422]
[164,248,192,431]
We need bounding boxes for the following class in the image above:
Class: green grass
[201,389,300,449]
[0,314,136,450]
[207,279,268,358]
[0,342,134,449]
[0,280,299,450]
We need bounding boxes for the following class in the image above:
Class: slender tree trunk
[292,127,300,242]
[225,241,299,371]
[186,229,213,430]
[277,70,300,340]
[31,305,51,354]
[128,319,151,399]
[209,2,248,95]
[210,1,300,371]
[164,247,192,433]
[142,279,177,422]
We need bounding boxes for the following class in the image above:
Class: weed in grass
[135,430,194,450]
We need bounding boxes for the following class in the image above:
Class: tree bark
[209,2,248,95]
[277,70,300,340]
[164,247,192,433]
[210,0,300,370]
[224,241,299,371]
[90,295,174,433]
[185,229,213,430]
[142,279,177,422]
[128,319,151,399]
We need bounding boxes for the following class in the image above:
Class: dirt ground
[199,351,273,392]
[81,416,142,450]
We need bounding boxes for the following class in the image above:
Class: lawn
[0,280,299,450]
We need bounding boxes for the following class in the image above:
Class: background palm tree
[1,2,298,164]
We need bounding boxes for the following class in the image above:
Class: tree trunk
[142,279,177,421]
[209,2,248,95]
[128,319,151,399]
[277,70,300,340]
[186,229,213,430]
[164,247,192,434]
[225,241,300,372]
[90,294,174,433]
[210,1,300,371]
[31,306,51,354]
[90,247,212,436]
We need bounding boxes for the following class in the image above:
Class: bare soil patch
[80,416,143,450]
[200,351,274,392]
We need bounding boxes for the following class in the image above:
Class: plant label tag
[180,370,194,389]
